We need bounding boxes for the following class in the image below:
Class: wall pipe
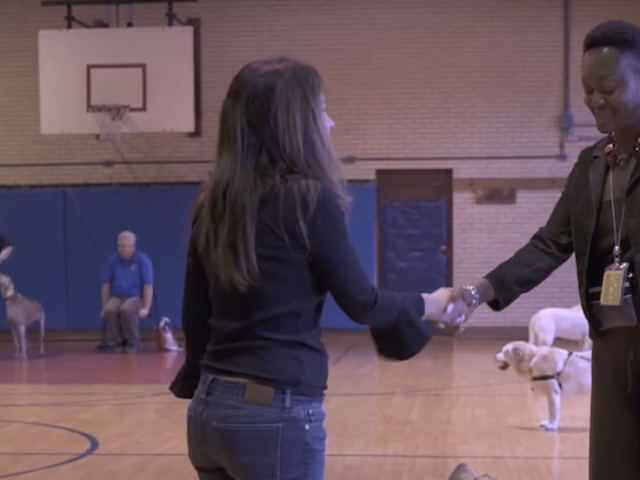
[0,153,564,170]
[556,0,572,160]
[0,159,212,169]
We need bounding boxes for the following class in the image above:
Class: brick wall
[1,0,638,327]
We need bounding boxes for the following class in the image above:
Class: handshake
[421,285,481,334]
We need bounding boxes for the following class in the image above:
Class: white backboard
[38,26,195,135]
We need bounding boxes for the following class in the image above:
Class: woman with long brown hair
[171,57,452,480]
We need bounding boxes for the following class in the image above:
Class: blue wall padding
[378,199,448,294]
[0,188,68,330]
[320,183,376,329]
[0,182,377,331]
[63,185,198,329]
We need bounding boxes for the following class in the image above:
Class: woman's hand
[421,287,454,321]
[440,285,481,331]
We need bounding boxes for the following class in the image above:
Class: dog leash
[531,351,575,391]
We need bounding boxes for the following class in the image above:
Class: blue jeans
[186,374,327,480]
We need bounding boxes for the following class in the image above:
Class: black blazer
[483,138,640,330]
[0,234,10,252]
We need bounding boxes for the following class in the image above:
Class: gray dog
[0,273,45,360]
[448,464,501,480]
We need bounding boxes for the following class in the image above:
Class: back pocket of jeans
[214,423,282,480]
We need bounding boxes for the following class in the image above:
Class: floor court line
[0,451,589,461]
[0,336,589,479]
[0,419,99,479]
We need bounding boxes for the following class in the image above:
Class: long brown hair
[194,57,350,291]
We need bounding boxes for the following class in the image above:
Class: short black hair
[583,20,640,59]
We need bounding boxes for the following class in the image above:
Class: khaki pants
[589,326,640,480]
[103,296,141,345]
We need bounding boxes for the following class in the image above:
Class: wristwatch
[462,285,480,309]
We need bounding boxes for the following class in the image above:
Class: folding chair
[96,292,159,351]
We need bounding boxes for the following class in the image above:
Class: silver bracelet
[463,285,480,309]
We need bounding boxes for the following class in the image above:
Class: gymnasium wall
[0,0,637,328]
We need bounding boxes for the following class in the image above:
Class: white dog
[528,304,591,351]
[494,341,592,431]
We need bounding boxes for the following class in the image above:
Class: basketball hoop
[89,104,130,142]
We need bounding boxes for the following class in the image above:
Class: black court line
[0,381,524,408]
[0,391,165,397]
[0,392,539,408]
[0,393,587,473]
[3,386,513,400]
[0,419,99,479]
[0,380,529,409]
[0,451,588,461]
[327,380,524,397]
[332,344,355,365]
[0,392,168,408]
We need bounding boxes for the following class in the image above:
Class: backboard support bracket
[40,0,197,28]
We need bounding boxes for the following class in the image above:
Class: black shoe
[123,340,138,354]
[96,341,120,353]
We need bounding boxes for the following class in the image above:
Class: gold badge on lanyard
[599,263,627,306]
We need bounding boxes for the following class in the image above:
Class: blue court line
[0,419,99,479]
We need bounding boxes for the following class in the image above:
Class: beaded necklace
[604,134,640,169]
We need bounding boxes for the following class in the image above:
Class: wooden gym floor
[0,332,588,480]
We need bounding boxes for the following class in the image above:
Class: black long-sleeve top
[175,185,426,397]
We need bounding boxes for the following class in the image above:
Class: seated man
[100,231,153,353]
[0,234,13,267]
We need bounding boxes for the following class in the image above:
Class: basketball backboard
[38,26,195,135]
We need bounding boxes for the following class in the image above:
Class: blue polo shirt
[101,250,153,299]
